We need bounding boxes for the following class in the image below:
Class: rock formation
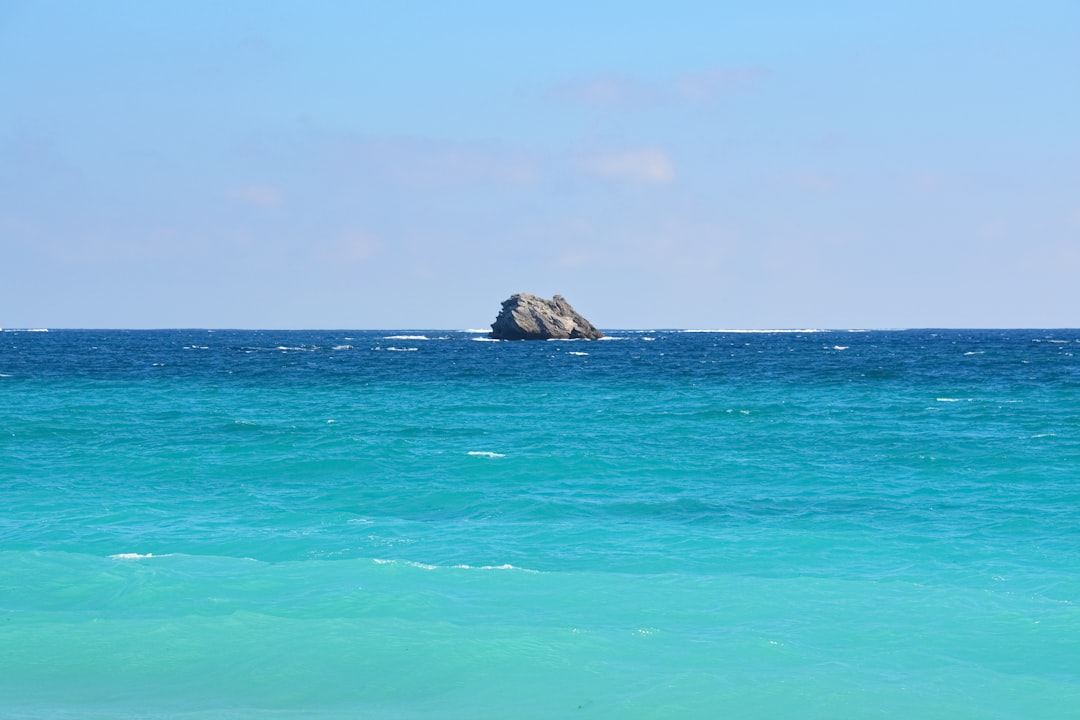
[489,293,604,340]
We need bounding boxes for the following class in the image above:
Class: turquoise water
[2,329,1078,718]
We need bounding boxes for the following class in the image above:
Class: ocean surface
[1,328,1078,719]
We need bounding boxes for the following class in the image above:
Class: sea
[1,328,1078,719]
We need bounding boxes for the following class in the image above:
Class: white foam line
[453,563,539,573]
[683,328,825,334]
[375,558,538,573]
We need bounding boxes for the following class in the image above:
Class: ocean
[1,328,1078,719]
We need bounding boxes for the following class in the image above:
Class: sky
[1,1,1077,329]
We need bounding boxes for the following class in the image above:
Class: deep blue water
[2,329,1078,718]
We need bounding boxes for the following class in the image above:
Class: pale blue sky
[2,1,1077,328]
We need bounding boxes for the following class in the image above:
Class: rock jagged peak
[489,293,604,340]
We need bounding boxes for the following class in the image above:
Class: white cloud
[583,148,675,183]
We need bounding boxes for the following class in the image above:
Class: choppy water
[2,329,1078,718]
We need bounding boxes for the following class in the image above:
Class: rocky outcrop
[490,293,604,340]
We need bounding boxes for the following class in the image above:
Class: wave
[373,558,537,573]
[467,451,505,458]
[452,563,538,572]
[683,328,825,334]
[109,552,156,560]
[384,335,430,340]
[567,351,589,356]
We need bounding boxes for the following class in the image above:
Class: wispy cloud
[550,73,656,108]
[583,148,675,183]
[788,171,836,194]
[226,184,283,208]
[552,65,768,109]
[672,66,768,102]
[319,227,380,264]
[314,136,537,189]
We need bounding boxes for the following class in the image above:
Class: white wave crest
[384,335,430,340]
[568,351,589,356]
[452,563,539,573]
[684,328,825,334]
[468,451,505,458]
[372,558,437,570]
[472,337,499,342]
[110,552,154,560]
[375,558,537,572]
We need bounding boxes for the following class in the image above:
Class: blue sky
[2,1,1077,328]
